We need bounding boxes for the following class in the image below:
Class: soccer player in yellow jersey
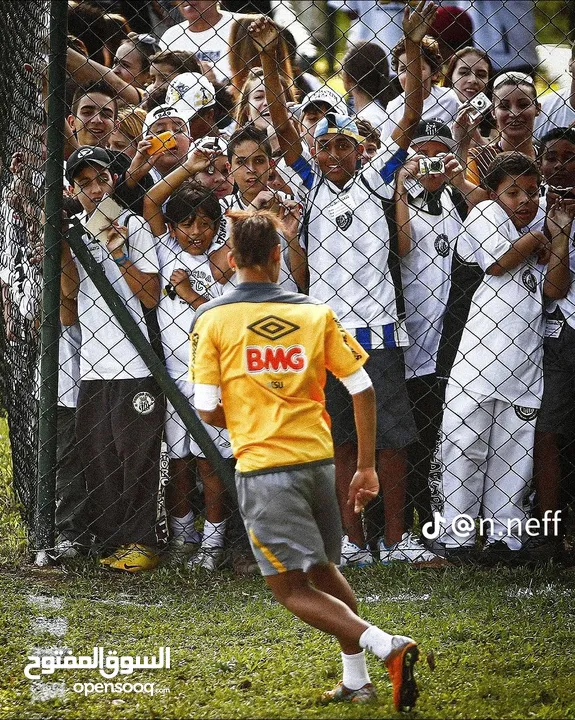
[190,210,422,711]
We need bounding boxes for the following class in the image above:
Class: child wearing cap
[437,152,573,565]
[61,145,164,573]
[249,4,443,566]
[164,72,218,141]
[142,145,234,571]
[393,120,477,550]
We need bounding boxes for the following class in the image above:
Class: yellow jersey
[190,282,368,473]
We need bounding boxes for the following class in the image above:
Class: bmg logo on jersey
[246,345,307,373]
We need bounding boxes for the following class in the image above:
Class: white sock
[202,520,227,548]
[341,650,371,690]
[170,511,200,543]
[359,626,415,660]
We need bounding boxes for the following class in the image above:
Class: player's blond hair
[226,209,282,268]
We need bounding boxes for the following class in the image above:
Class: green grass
[0,417,28,566]
[0,562,574,719]
[0,420,574,719]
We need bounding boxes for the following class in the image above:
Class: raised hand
[249,16,280,54]
[402,0,438,44]
[547,198,575,237]
[170,268,193,299]
[105,222,128,254]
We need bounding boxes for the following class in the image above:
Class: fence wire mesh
[2,0,575,572]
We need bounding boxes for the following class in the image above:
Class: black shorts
[536,320,575,435]
[326,347,418,449]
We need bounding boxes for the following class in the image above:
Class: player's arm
[391,1,438,150]
[191,314,224,424]
[249,17,302,167]
[348,382,379,513]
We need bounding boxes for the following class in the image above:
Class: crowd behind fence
[2,0,575,574]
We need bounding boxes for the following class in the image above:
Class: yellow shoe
[100,546,129,566]
[107,544,159,573]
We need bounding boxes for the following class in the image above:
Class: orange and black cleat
[384,641,420,712]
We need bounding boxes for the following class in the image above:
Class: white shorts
[164,378,233,460]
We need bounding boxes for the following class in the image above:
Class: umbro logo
[247,315,299,341]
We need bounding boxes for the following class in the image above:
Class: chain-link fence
[1,0,575,573]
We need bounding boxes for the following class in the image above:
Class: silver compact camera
[467,92,492,121]
[419,157,445,175]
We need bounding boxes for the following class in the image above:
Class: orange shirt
[190,283,368,473]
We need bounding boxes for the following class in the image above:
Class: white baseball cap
[165,72,216,118]
[142,104,192,137]
[300,87,348,117]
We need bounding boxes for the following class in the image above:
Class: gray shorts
[235,461,341,576]
[537,320,575,435]
[326,347,418,449]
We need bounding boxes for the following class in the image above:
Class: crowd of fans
[2,0,575,574]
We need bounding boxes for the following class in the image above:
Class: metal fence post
[35,0,68,565]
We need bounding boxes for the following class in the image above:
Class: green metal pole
[36,0,68,563]
[65,221,235,489]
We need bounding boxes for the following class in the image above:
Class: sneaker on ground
[52,539,81,560]
[518,533,562,565]
[384,640,419,712]
[188,545,225,571]
[231,547,259,576]
[480,539,523,568]
[379,532,440,564]
[321,680,377,704]
[99,545,129,566]
[107,544,159,572]
[340,535,373,567]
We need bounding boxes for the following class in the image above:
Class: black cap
[66,146,113,184]
[411,120,456,150]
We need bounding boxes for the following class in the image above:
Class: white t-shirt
[380,86,461,142]
[534,87,575,140]
[159,11,235,82]
[357,100,388,134]
[156,232,222,381]
[74,210,160,381]
[448,201,546,407]
[287,142,409,348]
[401,186,463,379]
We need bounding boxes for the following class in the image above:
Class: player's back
[191,282,367,473]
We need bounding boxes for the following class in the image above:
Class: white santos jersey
[156,232,222,381]
[449,201,546,407]
[401,186,463,379]
[288,142,409,349]
[74,210,159,381]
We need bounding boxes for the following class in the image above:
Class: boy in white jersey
[529,128,575,563]
[249,3,441,565]
[393,120,471,551]
[209,125,302,293]
[61,146,164,573]
[438,152,571,565]
[143,148,234,571]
